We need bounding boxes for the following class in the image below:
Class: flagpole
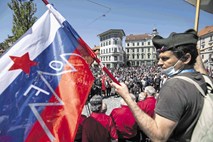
[41,0,120,85]
[192,0,208,75]
[42,0,49,5]
[194,0,201,31]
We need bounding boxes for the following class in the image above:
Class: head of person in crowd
[138,92,146,101]
[90,95,102,113]
[120,93,136,106]
[144,86,156,97]
[100,102,107,113]
[152,29,198,77]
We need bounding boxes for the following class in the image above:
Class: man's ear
[181,53,191,64]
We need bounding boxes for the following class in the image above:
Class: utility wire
[86,0,111,25]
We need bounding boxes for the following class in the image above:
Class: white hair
[144,86,156,96]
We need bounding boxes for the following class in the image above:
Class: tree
[1,0,37,50]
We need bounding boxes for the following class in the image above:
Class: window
[114,48,117,53]
[132,43,135,46]
[114,56,117,61]
[142,42,144,46]
[127,43,129,46]
[210,36,213,41]
[137,42,139,46]
[148,53,150,59]
[148,42,150,45]
[132,49,134,53]
[137,54,139,59]
[114,39,118,45]
[132,54,135,59]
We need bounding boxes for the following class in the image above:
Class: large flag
[0,3,94,142]
[185,0,213,14]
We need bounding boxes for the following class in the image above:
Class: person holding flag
[111,29,210,141]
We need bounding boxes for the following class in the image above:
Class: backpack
[174,75,213,142]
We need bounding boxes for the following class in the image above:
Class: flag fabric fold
[0,4,94,142]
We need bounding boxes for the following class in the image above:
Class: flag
[185,0,213,14]
[0,4,94,142]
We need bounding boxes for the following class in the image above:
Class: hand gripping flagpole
[42,0,120,85]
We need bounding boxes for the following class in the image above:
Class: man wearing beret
[111,29,208,141]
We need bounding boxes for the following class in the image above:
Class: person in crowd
[74,114,87,142]
[138,92,146,101]
[137,86,157,142]
[154,74,161,93]
[111,29,208,141]
[101,74,107,98]
[105,77,112,97]
[137,86,156,118]
[94,77,102,96]
[110,94,140,142]
[82,95,118,142]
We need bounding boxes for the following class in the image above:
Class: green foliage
[0,0,37,51]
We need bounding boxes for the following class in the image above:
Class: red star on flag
[9,52,37,74]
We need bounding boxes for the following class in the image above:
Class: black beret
[152,29,198,52]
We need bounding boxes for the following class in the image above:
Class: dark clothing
[82,117,111,142]
[155,72,206,141]
[75,115,87,141]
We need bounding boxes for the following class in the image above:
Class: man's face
[157,50,183,70]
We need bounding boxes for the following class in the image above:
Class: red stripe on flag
[25,50,94,142]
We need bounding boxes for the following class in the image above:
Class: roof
[198,25,213,36]
[97,29,125,37]
[125,34,152,41]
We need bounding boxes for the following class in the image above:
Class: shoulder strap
[202,75,213,89]
[173,76,206,97]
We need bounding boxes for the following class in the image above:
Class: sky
[0,0,213,48]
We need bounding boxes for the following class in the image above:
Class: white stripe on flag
[0,10,61,94]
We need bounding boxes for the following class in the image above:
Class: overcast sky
[0,0,213,47]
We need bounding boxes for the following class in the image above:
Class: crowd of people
[75,29,212,142]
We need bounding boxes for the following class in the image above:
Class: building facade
[125,29,158,66]
[198,25,213,74]
[98,29,125,68]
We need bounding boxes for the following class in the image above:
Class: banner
[0,4,94,142]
